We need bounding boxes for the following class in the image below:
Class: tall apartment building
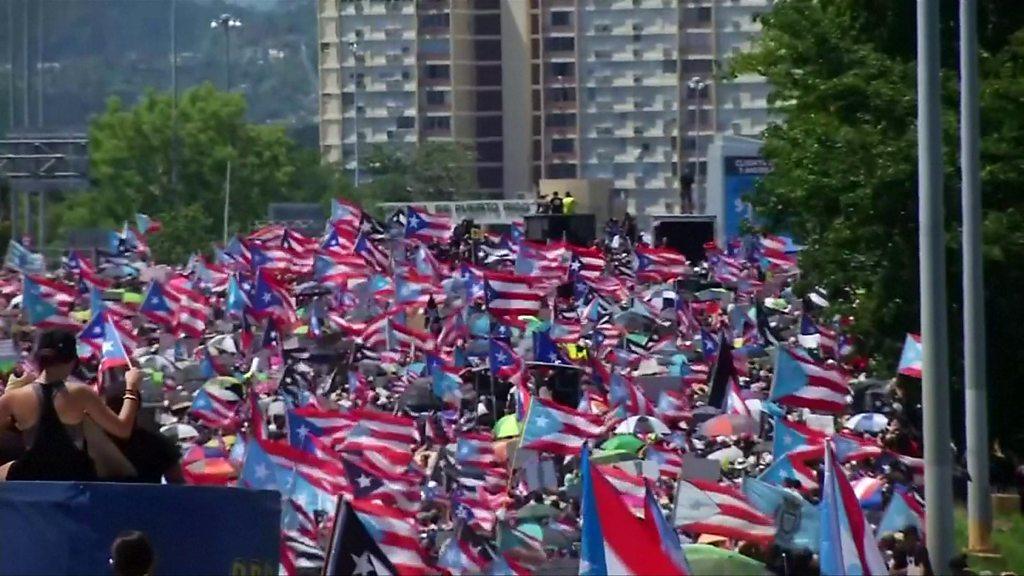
[318,0,772,211]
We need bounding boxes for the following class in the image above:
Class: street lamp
[349,41,362,187]
[210,13,242,91]
[687,76,708,212]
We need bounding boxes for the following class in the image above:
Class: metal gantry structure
[0,133,89,249]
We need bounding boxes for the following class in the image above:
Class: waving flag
[569,245,606,280]
[875,491,925,536]
[770,347,850,413]
[580,445,686,576]
[98,316,131,371]
[897,333,922,378]
[532,329,572,366]
[484,272,544,317]
[135,212,162,234]
[22,276,78,329]
[645,484,691,573]
[635,245,688,281]
[140,280,176,327]
[4,240,45,273]
[189,387,240,429]
[404,206,452,243]
[671,479,775,544]
[743,476,820,552]
[819,442,888,575]
[354,233,390,273]
[327,499,429,575]
[520,397,604,455]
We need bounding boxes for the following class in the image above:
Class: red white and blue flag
[770,347,850,413]
[897,333,922,378]
[819,441,888,575]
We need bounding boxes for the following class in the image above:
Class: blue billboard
[0,482,280,576]
[723,156,771,240]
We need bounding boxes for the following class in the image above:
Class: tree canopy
[735,0,1024,449]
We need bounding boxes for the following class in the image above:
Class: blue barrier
[0,482,280,576]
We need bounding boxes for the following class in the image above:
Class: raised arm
[77,368,143,439]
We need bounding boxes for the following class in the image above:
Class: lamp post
[210,13,242,91]
[350,41,362,187]
[687,76,707,212]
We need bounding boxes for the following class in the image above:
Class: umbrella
[683,544,766,576]
[514,503,559,521]
[493,414,521,439]
[689,405,722,424]
[137,354,178,372]
[160,423,199,443]
[845,412,889,434]
[516,522,545,541]
[698,414,758,438]
[207,334,238,355]
[599,434,647,454]
[614,415,671,437]
[590,449,638,464]
[706,445,744,464]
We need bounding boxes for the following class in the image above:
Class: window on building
[420,13,450,29]
[475,64,502,87]
[476,141,503,162]
[397,116,415,129]
[551,138,574,153]
[548,61,573,77]
[544,37,574,52]
[546,113,576,128]
[476,90,503,112]
[475,39,502,61]
[549,87,575,102]
[551,11,571,27]
[662,59,677,73]
[548,163,577,179]
[424,116,450,131]
[426,91,447,106]
[473,14,501,35]
[476,116,503,138]
[425,64,450,79]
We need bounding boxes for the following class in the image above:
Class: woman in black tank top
[0,330,142,481]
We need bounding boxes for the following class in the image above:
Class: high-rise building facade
[318,0,772,211]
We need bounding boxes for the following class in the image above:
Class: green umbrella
[516,522,546,541]
[683,544,766,576]
[600,434,646,453]
[122,291,143,305]
[515,503,559,521]
[590,449,638,464]
[493,414,521,439]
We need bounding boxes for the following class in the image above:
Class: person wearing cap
[0,329,143,481]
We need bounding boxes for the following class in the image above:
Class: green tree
[734,0,1024,449]
[357,141,477,210]
[53,84,338,262]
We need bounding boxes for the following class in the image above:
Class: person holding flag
[0,329,143,481]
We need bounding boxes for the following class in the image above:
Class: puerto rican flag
[635,245,688,282]
[404,206,452,243]
[520,397,605,455]
[770,347,850,414]
[819,441,888,575]
[897,333,922,378]
[672,478,776,544]
[189,387,240,429]
[484,271,544,317]
[140,280,176,327]
[580,446,687,576]
[570,245,607,280]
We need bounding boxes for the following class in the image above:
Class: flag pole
[959,0,993,553]
[917,0,955,569]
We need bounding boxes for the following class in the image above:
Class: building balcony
[546,99,577,112]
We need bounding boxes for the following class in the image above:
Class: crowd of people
[0,200,1017,575]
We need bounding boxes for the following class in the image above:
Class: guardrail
[377,199,537,224]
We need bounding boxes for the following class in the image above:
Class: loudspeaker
[524,214,597,246]
[653,217,716,263]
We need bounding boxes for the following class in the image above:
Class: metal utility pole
[223,160,231,244]
[687,77,707,212]
[6,0,13,129]
[22,0,29,128]
[959,0,992,553]
[350,41,361,187]
[36,0,43,128]
[170,0,178,189]
[210,14,242,92]
[917,0,955,570]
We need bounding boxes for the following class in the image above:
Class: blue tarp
[0,482,280,576]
